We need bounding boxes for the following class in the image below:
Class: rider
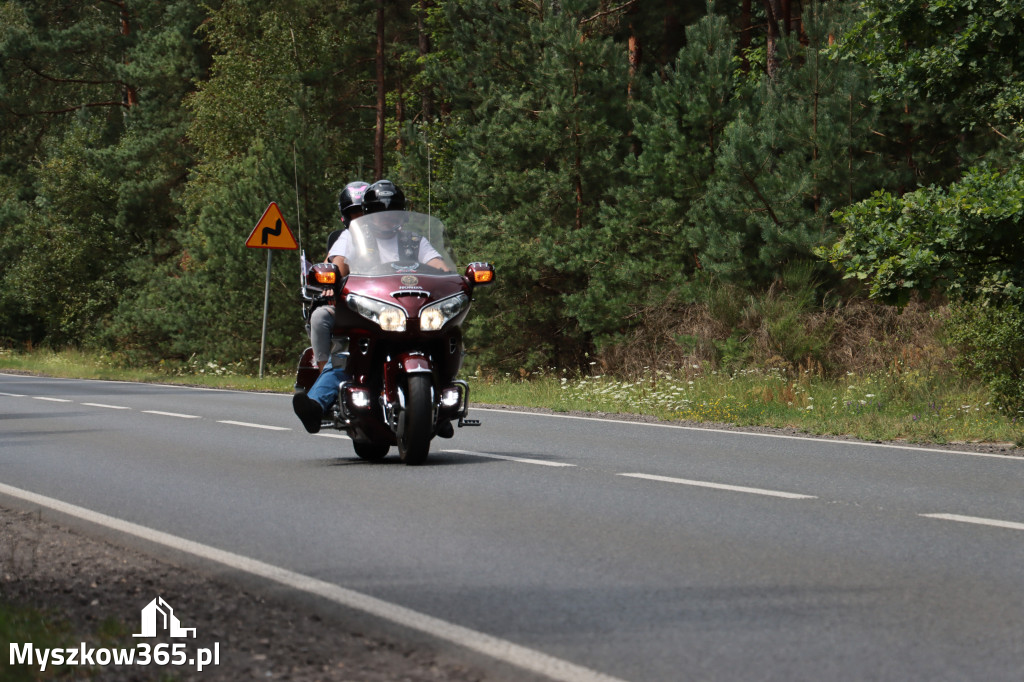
[292,179,448,434]
[308,181,368,372]
[325,179,449,275]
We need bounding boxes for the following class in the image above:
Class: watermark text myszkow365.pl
[10,596,221,673]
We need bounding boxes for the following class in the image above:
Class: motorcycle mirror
[465,262,495,285]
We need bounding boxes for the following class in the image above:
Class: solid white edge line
[0,482,628,682]
[81,403,131,410]
[618,472,817,500]
[217,420,291,431]
[445,449,576,468]
[472,408,1023,461]
[920,513,1024,532]
[142,410,202,419]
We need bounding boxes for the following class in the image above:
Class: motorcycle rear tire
[353,441,389,461]
[398,374,433,465]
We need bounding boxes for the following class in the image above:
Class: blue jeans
[307,356,350,412]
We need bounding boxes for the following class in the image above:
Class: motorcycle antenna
[293,140,308,298]
[290,29,307,298]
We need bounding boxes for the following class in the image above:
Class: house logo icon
[133,597,197,638]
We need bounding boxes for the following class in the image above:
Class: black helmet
[337,181,369,226]
[361,179,406,214]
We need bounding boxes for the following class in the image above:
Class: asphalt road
[1,373,1023,681]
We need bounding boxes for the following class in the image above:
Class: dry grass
[597,293,952,380]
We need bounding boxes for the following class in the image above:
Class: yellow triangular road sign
[246,202,298,250]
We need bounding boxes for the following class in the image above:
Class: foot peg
[458,418,481,427]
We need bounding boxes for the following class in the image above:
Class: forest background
[2,0,1024,413]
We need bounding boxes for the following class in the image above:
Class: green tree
[691,2,881,288]
[421,0,632,370]
[0,0,212,347]
[579,11,743,346]
[824,0,1024,408]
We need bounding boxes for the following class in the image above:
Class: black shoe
[292,393,324,434]
[436,420,454,438]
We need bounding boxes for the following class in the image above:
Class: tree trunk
[739,0,752,74]
[374,0,386,180]
[418,0,434,120]
[760,0,783,81]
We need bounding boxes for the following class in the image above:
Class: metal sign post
[245,202,299,379]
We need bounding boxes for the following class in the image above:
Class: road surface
[1,373,1022,681]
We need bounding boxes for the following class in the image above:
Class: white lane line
[217,420,291,431]
[0,482,627,682]
[472,408,1024,461]
[314,432,351,440]
[618,472,817,500]
[143,410,201,419]
[921,513,1024,532]
[0,391,26,397]
[32,396,72,403]
[81,403,131,410]
[446,449,577,468]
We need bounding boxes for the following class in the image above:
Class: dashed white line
[314,432,351,440]
[0,391,26,397]
[920,513,1024,532]
[81,402,131,410]
[142,410,201,419]
[217,420,291,431]
[445,449,576,467]
[32,396,72,403]
[618,472,817,500]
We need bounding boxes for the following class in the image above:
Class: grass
[467,365,1023,447]
[0,602,74,681]
[1,347,1021,447]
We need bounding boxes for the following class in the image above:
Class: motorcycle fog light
[379,308,406,332]
[441,387,461,408]
[347,389,372,410]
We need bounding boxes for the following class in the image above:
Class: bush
[946,301,1024,414]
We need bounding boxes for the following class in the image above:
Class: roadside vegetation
[2,342,1020,448]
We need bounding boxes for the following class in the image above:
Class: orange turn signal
[314,271,337,285]
[473,270,494,284]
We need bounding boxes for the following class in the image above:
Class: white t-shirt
[326,229,444,265]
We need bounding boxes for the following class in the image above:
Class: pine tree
[422,0,632,369]
[0,0,212,346]
[579,11,743,346]
[690,2,882,288]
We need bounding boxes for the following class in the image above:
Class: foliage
[424,0,632,370]
[946,301,1024,414]
[849,0,1024,133]
[3,0,1023,407]
[0,0,212,347]
[824,164,1024,305]
[824,0,1024,409]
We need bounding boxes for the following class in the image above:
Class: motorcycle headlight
[346,294,407,332]
[420,294,469,332]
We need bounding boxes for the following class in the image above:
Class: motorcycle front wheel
[397,374,433,465]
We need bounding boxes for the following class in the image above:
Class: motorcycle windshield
[343,211,458,276]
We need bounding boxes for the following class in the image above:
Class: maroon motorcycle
[296,211,494,465]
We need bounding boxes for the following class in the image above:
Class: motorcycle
[295,210,494,465]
